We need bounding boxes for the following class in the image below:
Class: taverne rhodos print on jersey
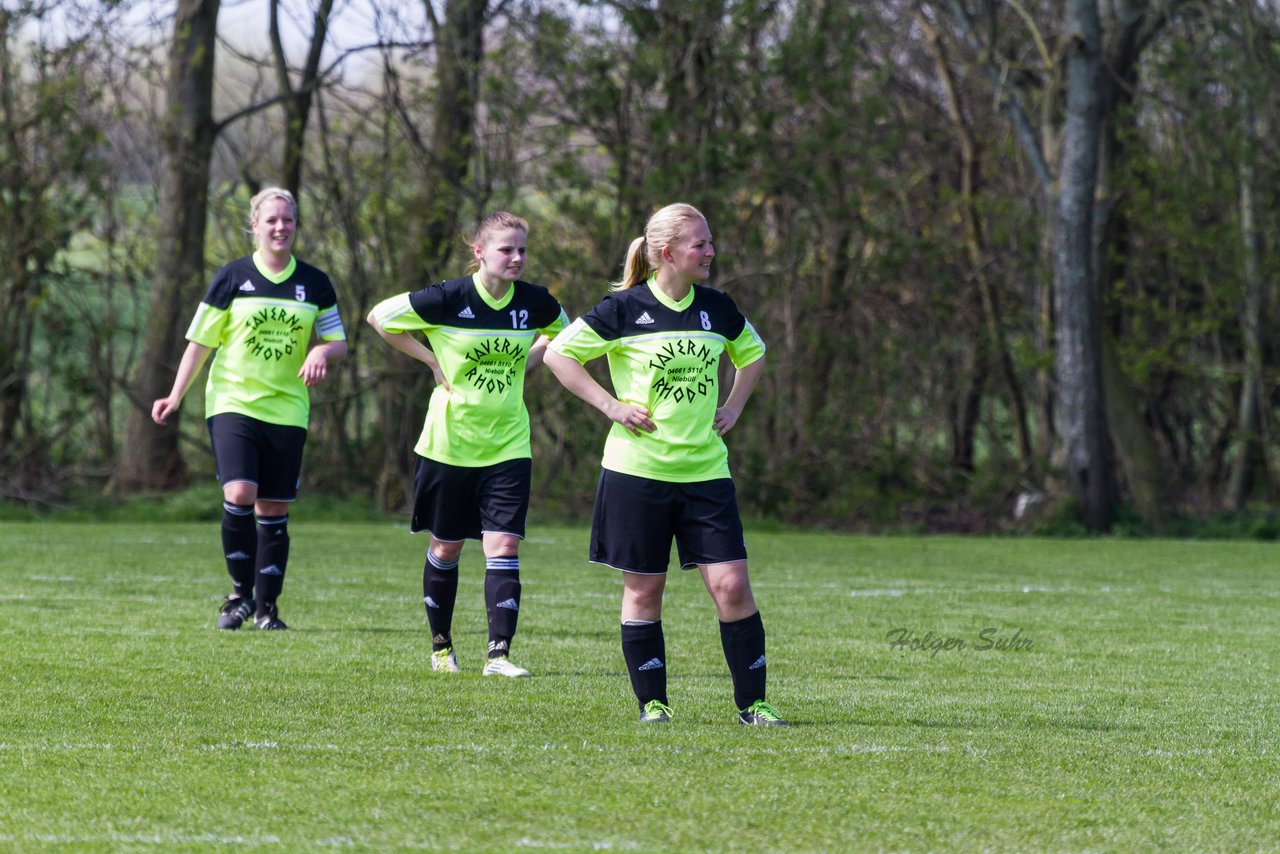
[551,275,766,482]
[370,274,569,466]
[186,254,344,428]
[464,335,525,394]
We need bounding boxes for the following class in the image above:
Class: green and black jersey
[370,274,569,466]
[549,275,765,482]
[185,252,346,428]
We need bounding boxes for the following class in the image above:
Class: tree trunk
[654,0,725,223]
[952,358,985,473]
[375,0,488,510]
[0,11,29,453]
[401,0,486,281]
[1091,3,1176,528]
[1054,0,1114,530]
[270,0,334,199]
[918,9,1033,473]
[113,0,220,493]
[1228,53,1267,510]
[1101,331,1169,527]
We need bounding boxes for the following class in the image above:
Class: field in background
[1,522,1276,851]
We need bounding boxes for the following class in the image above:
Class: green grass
[1,523,1277,851]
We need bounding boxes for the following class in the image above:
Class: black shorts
[589,469,747,574]
[411,456,532,541]
[207,413,308,502]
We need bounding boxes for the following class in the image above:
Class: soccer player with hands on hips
[367,212,568,678]
[544,203,787,725]
[152,187,348,631]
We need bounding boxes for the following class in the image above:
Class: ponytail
[611,236,651,291]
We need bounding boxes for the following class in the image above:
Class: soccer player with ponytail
[545,203,787,725]
[367,212,568,677]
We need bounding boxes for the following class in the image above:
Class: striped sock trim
[486,556,519,572]
[428,552,459,572]
[223,501,254,516]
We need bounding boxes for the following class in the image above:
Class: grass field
[1,521,1276,851]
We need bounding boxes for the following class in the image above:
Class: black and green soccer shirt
[549,275,766,482]
[370,273,569,466]
[185,252,346,428]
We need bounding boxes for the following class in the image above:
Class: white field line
[0,832,641,850]
[2,740,967,757]
[9,741,1261,761]
[1,834,284,847]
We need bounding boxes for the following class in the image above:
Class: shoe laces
[642,700,673,719]
[745,700,783,722]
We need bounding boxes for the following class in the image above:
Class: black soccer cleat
[216,595,255,630]
[254,602,288,631]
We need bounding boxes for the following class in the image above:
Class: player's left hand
[713,406,741,436]
[299,349,330,387]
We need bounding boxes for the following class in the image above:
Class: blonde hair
[465,211,529,273]
[612,203,708,291]
[248,187,299,247]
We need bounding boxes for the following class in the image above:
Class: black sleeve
[525,283,565,329]
[407,281,450,325]
[718,290,748,341]
[301,262,340,310]
[316,275,339,311]
[200,260,245,310]
[581,292,626,341]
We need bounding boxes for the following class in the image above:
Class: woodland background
[4,0,1280,533]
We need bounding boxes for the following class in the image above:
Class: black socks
[220,502,256,600]
[254,514,289,617]
[485,556,520,659]
[621,620,667,709]
[719,611,767,711]
[424,551,460,651]
[622,613,767,712]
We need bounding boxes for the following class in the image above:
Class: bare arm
[543,350,655,435]
[525,335,551,374]
[151,341,214,425]
[366,309,448,389]
[714,356,766,436]
[299,339,347,387]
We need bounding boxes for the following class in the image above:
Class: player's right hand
[608,401,655,435]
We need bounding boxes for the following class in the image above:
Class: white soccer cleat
[431,647,461,673]
[481,656,530,678]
